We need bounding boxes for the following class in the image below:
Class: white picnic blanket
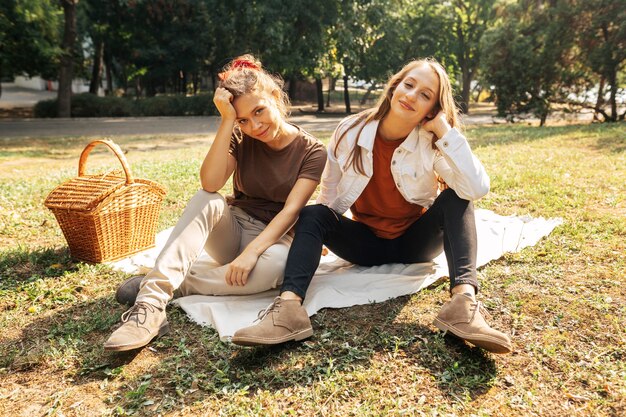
[112,209,562,340]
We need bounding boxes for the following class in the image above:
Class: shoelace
[254,297,282,323]
[469,300,492,320]
[121,301,159,325]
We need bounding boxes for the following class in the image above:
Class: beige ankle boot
[433,293,512,354]
[104,301,169,351]
[231,297,313,346]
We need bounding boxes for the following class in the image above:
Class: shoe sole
[433,318,512,354]
[104,321,170,352]
[231,327,314,346]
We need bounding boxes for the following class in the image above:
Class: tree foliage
[3,0,623,123]
[481,0,580,125]
[0,0,61,97]
[575,0,626,121]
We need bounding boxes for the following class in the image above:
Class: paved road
[0,114,350,138]
[0,82,56,108]
[0,82,504,138]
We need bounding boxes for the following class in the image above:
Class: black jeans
[280,188,478,299]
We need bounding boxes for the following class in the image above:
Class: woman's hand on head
[421,111,452,139]
[224,250,259,287]
[213,87,237,121]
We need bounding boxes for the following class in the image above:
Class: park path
[0,82,502,139]
[0,114,350,138]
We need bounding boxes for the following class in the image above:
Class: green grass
[0,122,624,416]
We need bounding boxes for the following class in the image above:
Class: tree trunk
[315,77,324,112]
[343,74,351,114]
[593,76,605,121]
[608,70,617,122]
[181,70,187,95]
[192,72,199,95]
[288,75,297,101]
[146,80,156,97]
[105,54,113,95]
[326,77,334,107]
[460,66,471,114]
[58,0,78,118]
[471,82,483,103]
[359,83,376,105]
[89,37,104,95]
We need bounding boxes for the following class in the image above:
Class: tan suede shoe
[104,302,169,351]
[433,293,512,354]
[231,297,313,346]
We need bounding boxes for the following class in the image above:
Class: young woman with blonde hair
[105,55,326,351]
[233,58,512,354]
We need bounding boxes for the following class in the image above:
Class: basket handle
[78,139,134,185]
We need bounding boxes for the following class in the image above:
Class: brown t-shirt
[226,126,326,224]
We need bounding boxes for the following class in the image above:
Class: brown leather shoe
[231,297,313,346]
[104,302,169,351]
[433,293,512,354]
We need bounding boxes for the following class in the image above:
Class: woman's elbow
[472,178,490,200]
[200,177,222,193]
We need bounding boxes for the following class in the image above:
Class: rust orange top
[351,132,426,239]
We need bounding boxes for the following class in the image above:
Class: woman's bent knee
[296,204,338,231]
[190,189,226,205]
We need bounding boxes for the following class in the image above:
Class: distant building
[14,75,103,95]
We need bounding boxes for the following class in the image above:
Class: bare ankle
[451,284,476,301]
[280,291,303,303]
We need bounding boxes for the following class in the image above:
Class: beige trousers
[136,190,292,307]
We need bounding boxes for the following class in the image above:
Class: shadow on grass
[595,133,626,153]
[0,246,76,291]
[0,296,128,371]
[1,245,499,414]
[63,297,497,415]
[217,294,498,406]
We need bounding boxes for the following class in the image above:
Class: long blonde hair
[335,58,461,175]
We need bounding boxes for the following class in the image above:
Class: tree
[121,0,213,96]
[332,0,397,113]
[80,0,115,95]
[58,0,79,117]
[0,0,60,98]
[447,0,496,114]
[480,0,578,125]
[576,0,626,121]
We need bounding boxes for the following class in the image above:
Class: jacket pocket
[397,165,437,203]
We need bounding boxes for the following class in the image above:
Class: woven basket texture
[45,140,166,263]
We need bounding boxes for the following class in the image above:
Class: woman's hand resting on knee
[225,249,259,286]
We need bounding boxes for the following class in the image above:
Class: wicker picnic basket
[44,139,167,263]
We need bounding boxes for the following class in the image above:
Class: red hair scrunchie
[232,59,260,70]
[218,59,260,80]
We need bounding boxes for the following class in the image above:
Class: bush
[33,99,58,118]
[34,93,216,118]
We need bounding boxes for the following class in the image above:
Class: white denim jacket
[316,117,490,214]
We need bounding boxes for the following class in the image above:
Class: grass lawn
[0,122,624,416]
